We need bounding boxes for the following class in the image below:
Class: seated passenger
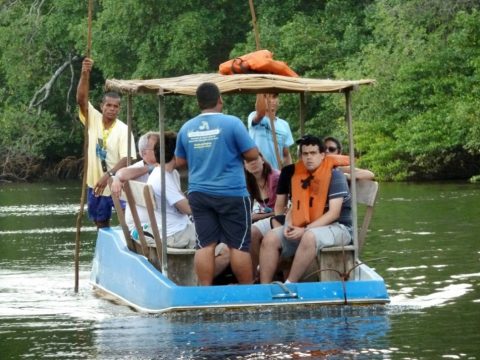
[110,131,160,242]
[244,154,280,278]
[324,136,374,180]
[253,136,350,280]
[245,153,280,223]
[147,131,195,249]
[259,135,352,283]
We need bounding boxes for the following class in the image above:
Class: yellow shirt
[79,102,136,196]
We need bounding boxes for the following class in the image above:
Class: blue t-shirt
[247,112,294,170]
[176,112,256,197]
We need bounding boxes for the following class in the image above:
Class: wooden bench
[316,179,379,281]
[112,180,197,286]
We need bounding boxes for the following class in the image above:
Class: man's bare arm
[274,194,288,215]
[174,198,192,215]
[282,147,292,166]
[306,197,343,229]
[338,166,375,181]
[242,147,260,162]
[76,57,93,117]
[252,94,267,124]
[175,156,187,169]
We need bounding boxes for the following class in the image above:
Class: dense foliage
[0,0,479,181]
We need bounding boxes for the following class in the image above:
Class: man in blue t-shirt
[175,82,259,285]
[248,93,294,170]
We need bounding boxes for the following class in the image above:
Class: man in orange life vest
[259,135,352,283]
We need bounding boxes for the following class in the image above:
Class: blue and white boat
[89,73,390,313]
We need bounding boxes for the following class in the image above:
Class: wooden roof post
[345,89,359,261]
[299,92,306,137]
[158,90,168,277]
[126,94,133,166]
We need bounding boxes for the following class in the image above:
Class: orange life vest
[219,49,298,77]
[291,155,349,227]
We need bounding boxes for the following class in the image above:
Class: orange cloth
[219,49,298,77]
[291,155,349,227]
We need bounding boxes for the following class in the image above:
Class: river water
[0,181,479,359]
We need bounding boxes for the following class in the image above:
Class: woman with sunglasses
[323,136,375,180]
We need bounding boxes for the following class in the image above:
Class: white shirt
[147,167,190,236]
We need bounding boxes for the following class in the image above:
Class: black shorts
[188,192,252,252]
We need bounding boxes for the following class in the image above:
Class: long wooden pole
[248,0,282,168]
[267,100,283,169]
[248,0,261,50]
[74,0,93,293]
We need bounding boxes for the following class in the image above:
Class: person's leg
[286,231,317,282]
[167,223,195,248]
[250,219,271,277]
[214,244,230,277]
[194,242,217,285]
[259,228,283,283]
[287,224,351,282]
[250,226,262,275]
[230,248,253,284]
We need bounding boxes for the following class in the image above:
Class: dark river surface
[0,180,479,359]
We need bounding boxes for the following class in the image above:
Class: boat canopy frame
[105,73,375,277]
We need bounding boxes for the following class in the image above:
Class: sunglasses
[326,146,338,153]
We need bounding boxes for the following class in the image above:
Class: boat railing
[112,180,197,286]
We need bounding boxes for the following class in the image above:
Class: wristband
[147,164,155,174]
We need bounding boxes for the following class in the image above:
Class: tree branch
[65,54,75,114]
[29,54,80,110]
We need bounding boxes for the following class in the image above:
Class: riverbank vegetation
[1,0,479,182]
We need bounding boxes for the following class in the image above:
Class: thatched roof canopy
[105,73,374,96]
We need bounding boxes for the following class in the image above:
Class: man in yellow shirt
[76,57,136,228]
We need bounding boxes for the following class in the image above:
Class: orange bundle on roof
[219,49,298,77]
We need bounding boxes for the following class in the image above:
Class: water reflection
[93,308,391,359]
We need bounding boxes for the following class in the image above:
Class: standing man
[175,82,259,285]
[248,93,294,170]
[76,57,136,228]
[259,135,352,283]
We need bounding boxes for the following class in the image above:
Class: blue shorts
[188,192,252,252]
[87,187,115,222]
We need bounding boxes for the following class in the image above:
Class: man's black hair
[196,82,220,110]
[154,131,177,163]
[102,91,121,103]
[296,134,325,153]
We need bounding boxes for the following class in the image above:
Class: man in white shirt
[147,131,195,248]
[110,131,160,233]
[111,131,195,248]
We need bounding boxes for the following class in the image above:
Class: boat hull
[90,228,389,313]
